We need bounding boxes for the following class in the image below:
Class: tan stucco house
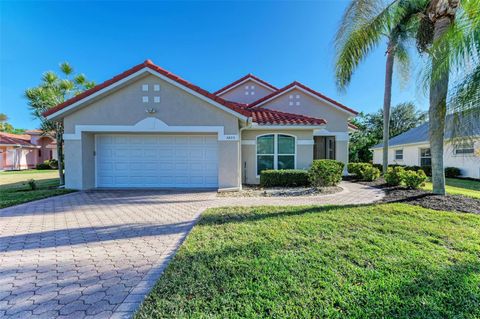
[44,60,358,190]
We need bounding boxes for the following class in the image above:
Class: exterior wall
[36,136,56,163]
[260,88,351,132]
[62,74,241,190]
[241,129,314,184]
[372,138,480,178]
[218,79,274,104]
[335,140,349,169]
[64,74,239,135]
[0,147,36,170]
[64,139,82,189]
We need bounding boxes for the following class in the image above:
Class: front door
[313,136,336,160]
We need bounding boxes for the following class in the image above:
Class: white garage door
[96,134,218,188]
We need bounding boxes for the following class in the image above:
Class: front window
[257,134,295,175]
[395,149,403,160]
[420,148,431,166]
[454,143,474,155]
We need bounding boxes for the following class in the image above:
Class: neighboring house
[371,113,480,178]
[0,130,57,170]
[44,60,358,190]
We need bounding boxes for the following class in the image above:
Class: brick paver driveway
[0,182,383,318]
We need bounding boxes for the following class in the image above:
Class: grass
[0,170,74,209]
[136,203,480,319]
[423,177,480,198]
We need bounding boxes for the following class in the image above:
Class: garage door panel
[96,134,219,188]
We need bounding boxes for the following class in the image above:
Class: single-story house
[0,130,57,170]
[371,113,480,178]
[44,60,358,190]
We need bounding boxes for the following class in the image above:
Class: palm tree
[25,62,95,185]
[416,0,480,194]
[335,0,428,174]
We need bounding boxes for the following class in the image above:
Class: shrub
[36,163,51,170]
[403,169,427,189]
[445,167,461,178]
[47,159,59,169]
[348,163,371,176]
[405,165,421,172]
[384,166,405,186]
[309,160,344,187]
[27,179,37,190]
[359,165,381,181]
[372,163,383,171]
[260,170,310,187]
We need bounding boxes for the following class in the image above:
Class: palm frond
[60,62,73,76]
[335,0,395,90]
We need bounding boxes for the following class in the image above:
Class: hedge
[260,170,310,187]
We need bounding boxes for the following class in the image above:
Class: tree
[25,62,95,185]
[416,0,480,194]
[349,102,426,162]
[0,113,25,134]
[335,0,428,174]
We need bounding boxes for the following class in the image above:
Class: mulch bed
[346,177,480,214]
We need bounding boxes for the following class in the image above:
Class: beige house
[45,60,357,190]
[371,114,480,179]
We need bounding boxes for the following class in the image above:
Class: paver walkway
[0,181,383,318]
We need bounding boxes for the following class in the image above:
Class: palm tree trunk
[428,0,459,195]
[382,40,395,174]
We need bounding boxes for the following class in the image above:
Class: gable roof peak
[214,73,278,95]
[248,81,358,116]
[43,60,251,119]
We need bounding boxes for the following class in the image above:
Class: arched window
[256,134,296,175]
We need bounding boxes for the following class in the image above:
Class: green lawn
[423,177,480,198]
[136,204,480,319]
[0,170,74,209]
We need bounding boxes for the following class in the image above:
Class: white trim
[216,77,277,96]
[243,139,313,145]
[255,133,297,177]
[63,117,239,141]
[297,140,314,145]
[313,129,349,141]
[252,85,357,117]
[46,67,248,121]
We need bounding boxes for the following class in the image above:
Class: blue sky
[0,0,425,129]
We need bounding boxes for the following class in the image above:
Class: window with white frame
[395,149,403,160]
[420,148,431,166]
[256,134,295,175]
[453,143,474,155]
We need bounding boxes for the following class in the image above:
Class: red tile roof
[42,61,344,128]
[248,81,358,115]
[214,74,278,95]
[251,109,326,126]
[0,135,36,147]
[43,60,251,118]
[348,122,358,130]
[0,132,31,141]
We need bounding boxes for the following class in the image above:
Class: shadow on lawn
[198,204,364,226]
